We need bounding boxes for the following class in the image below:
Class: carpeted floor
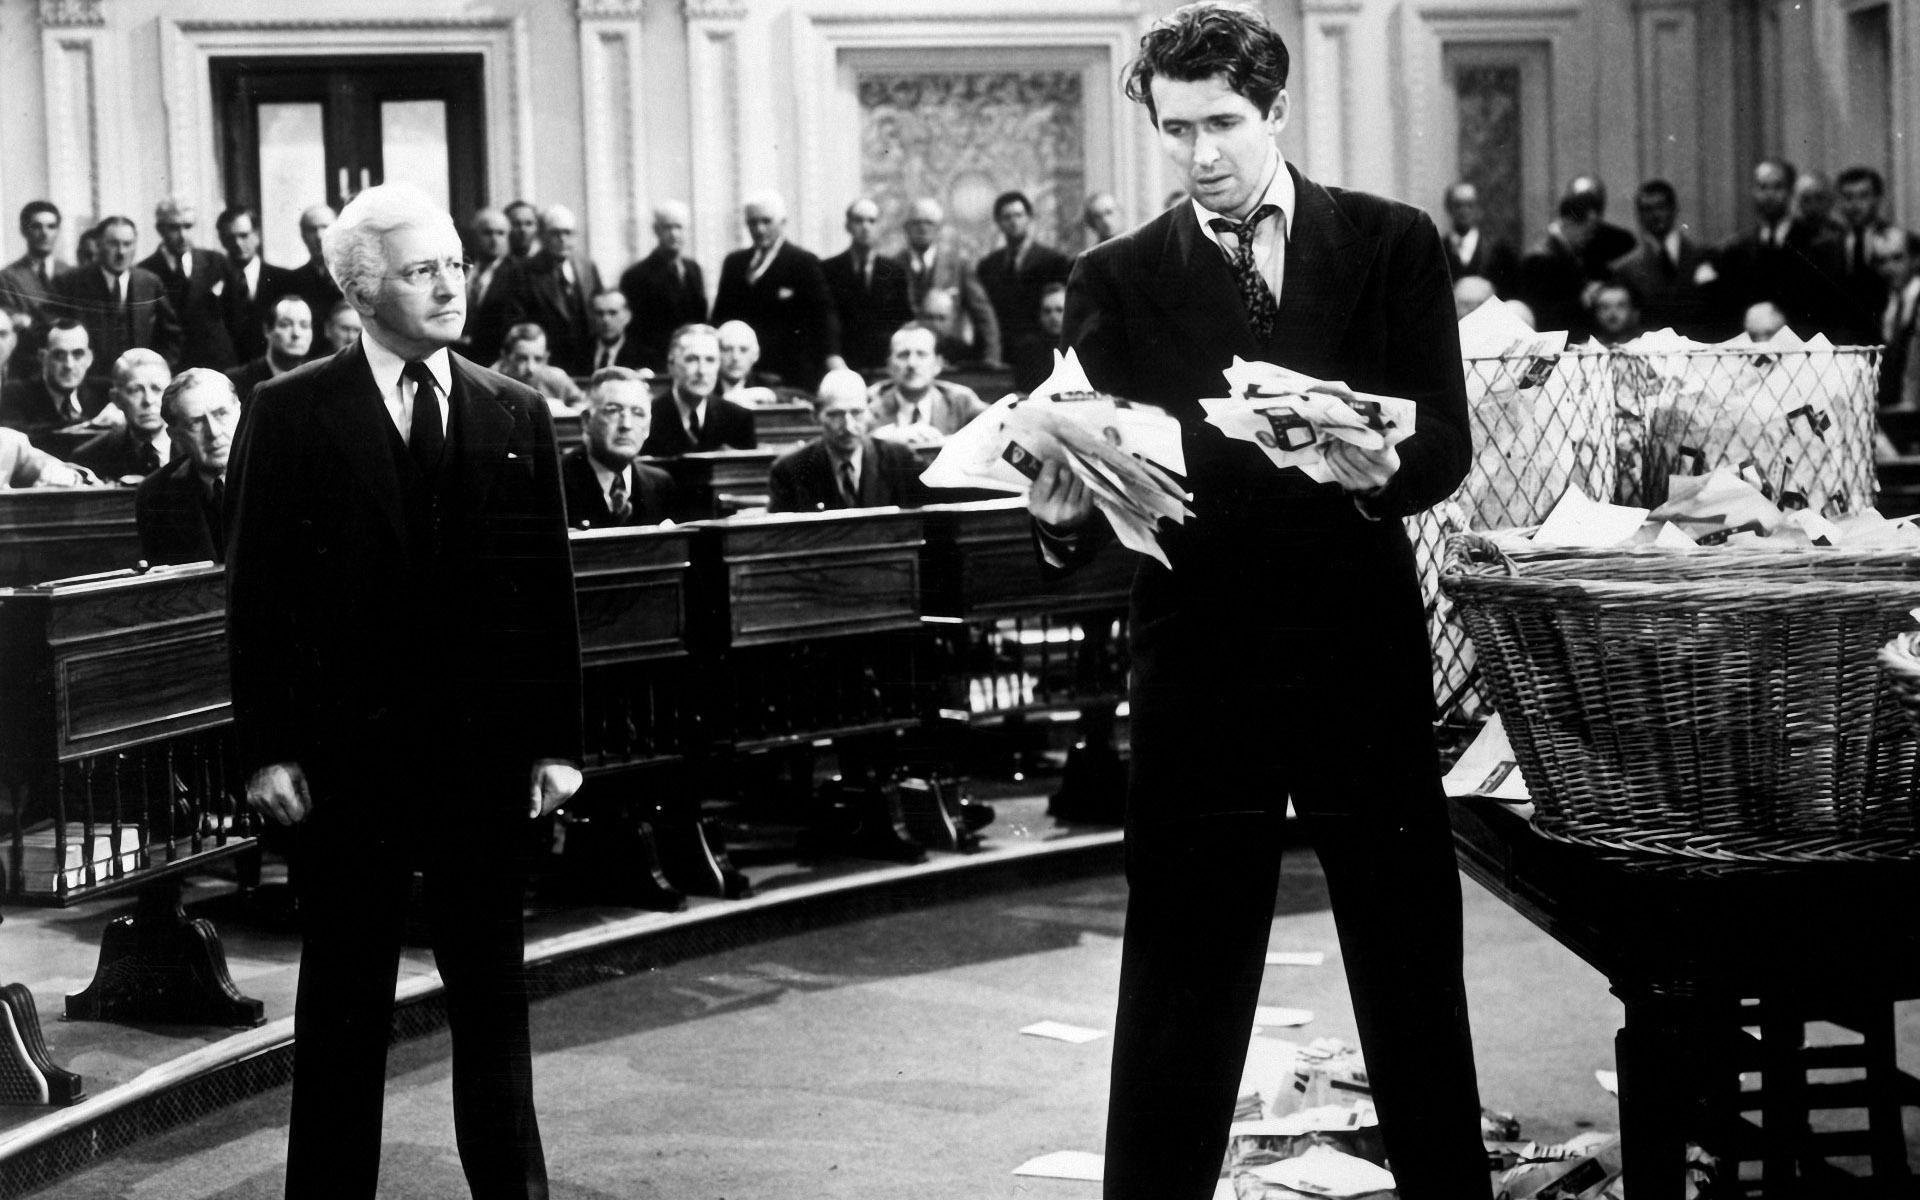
[25,844,1664,1199]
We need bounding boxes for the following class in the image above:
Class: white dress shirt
[1192,150,1295,305]
[590,455,633,507]
[362,330,453,447]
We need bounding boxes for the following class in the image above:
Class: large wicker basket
[1441,533,1920,862]
[1879,632,1920,739]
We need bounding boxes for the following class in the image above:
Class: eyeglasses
[593,403,651,423]
[390,257,472,289]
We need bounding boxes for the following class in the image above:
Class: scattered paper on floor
[1252,1006,1314,1028]
[1020,1020,1108,1044]
[1013,1149,1104,1181]
[1248,1144,1397,1197]
[1265,951,1325,967]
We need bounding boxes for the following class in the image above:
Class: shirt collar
[674,388,708,420]
[826,438,864,474]
[589,453,630,494]
[1192,148,1294,249]
[361,327,453,398]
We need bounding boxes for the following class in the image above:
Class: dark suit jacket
[711,241,838,391]
[227,259,302,363]
[821,250,914,371]
[1515,234,1593,339]
[619,249,709,372]
[638,392,756,457]
[766,436,927,512]
[559,446,676,528]
[1710,220,1849,339]
[73,427,180,482]
[139,245,241,370]
[894,246,1001,364]
[225,356,279,404]
[461,256,516,366]
[1828,223,1920,347]
[136,457,222,565]
[283,260,344,357]
[225,341,583,791]
[0,255,70,323]
[1608,236,1712,338]
[1441,229,1519,293]
[502,251,604,376]
[585,335,649,373]
[976,240,1072,356]
[1057,164,1471,787]
[1582,220,1638,281]
[0,375,113,432]
[51,266,184,377]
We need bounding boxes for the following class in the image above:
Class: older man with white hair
[139,195,241,370]
[768,366,927,511]
[711,190,840,390]
[619,200,709,372]
[503,201,602,375]
[74,347,179,481]
[226,182,582,1200]
[894,197,1001,367]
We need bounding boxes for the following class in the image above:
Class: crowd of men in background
[1442,161,1920,408]
[4,158,1915,550]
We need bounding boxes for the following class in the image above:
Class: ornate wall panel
[579,4,646,267]
[858,69,1085,263]
[1454,63,1524,250]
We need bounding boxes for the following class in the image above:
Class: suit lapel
[454,358,515,516]
[1157,206,1263,363]
[1270,167,1372,368]
[312,342,405,549]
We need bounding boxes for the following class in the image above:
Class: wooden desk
[1450,795,1920,1195]
[654,449,780,519]
[749,401,815,447]
[0,489,142,588]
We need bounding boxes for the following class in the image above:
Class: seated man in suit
[226,294,313,403]
[0,317,114,434]
[0,301,22,388]
[1011,282,1068,394]
[492,322,586,411]
[586,289,648,373]
[715,319,786,405]
[323,299,362,355]
[768,367,926,512]
[135,368,237,565]
[1586,281,1643,347]
[640,323,756,456]
[561,367,676,528]
[867,321,986,445]
[74,348,180,482]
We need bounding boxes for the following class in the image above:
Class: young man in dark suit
[1028,5,1483,1196]
[51,215,182,379]
[139,197,240,371]
[640,323,756,456]
[134,368,238,564]
[1607,179,1714,339]
[976,190,1072,377]
[0,317,113,434]
[821,198,915,374]
[226,294,314,404]
[585,289,649,372]
[711,192,840,391]
[619,201,709,373]
[561,366,676,527]
[216,206,298,364]
[767,368,926,512]
[226,183,583,1200]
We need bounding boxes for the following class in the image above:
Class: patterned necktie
[839,459,858,506]
[608,469,632,523]
[403,360,444,473]
[1209,205,1281,342]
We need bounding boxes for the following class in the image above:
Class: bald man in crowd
[504,203,602,375]
[768,367,926,512]
[895,198,1001,368]
[823,198,915,373]
[619,201,709,373]
[712,192,839,390]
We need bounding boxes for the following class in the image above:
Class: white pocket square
[506,452,522,460]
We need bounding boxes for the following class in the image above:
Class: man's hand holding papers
[1202,357,1419,489]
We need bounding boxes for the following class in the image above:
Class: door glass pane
[257,102,327,270]
[381,100,451,211]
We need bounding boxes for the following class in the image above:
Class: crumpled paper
[918,348,1191,566]
[1200,357,1417,484]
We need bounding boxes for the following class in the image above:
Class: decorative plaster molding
[577,0,645,17]
[39,0,104,28]
[172,17,515,32]
[683,0,749,22]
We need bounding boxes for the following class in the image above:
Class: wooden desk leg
[64,880,266,1028]
[1617,989,1700,1200]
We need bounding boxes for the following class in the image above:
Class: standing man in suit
[52,216,183,379]
[1515,191,1603,338]
[503,200,540,260]
[561,366,676,527]
[74,348,180,482]
[226,183,583,1200]
[141,197,240,371]
[135,368,237,565]
[640,323,756,456]
[1607,179,1712,338]
[1030,5,1482,1196]
[226,295,313,404]
[712,192,840,391]
[897,199,1002,368]
[1565,175,1638,280]
[1711,158,1848,339]
[1833,167,1919,348]
[0,318,113,433]
[286,206,344,349]
[0,201,72,337]
[216,206,297,365]
[1875,228,1920,410]
[768,368,927,512]
[1440,181,1518,294]
[619,201,709,373]
[822,198,915,375]
[462,207,515,365]
[586,289,647,372]
[503,203,601,377]
[977,191,1072,378]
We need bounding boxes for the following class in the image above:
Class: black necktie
[139,443,161,475]
[403,360,444,473]
[686,404,702,444]
[1209,205,1281,343]
[839,459,858,506]
[608,469,632,522]
[1851,232,1866,276]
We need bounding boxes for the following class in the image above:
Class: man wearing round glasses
[225,182,583,1200]
[561,365,677,527]
[134,368,238,564]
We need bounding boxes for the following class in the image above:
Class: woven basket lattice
[1441,532,1920,863]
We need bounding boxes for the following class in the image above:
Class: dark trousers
[284,784,546,1200]
[1104,673,1486,1200]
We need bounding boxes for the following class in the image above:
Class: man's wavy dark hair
[1123,2,1290,124]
